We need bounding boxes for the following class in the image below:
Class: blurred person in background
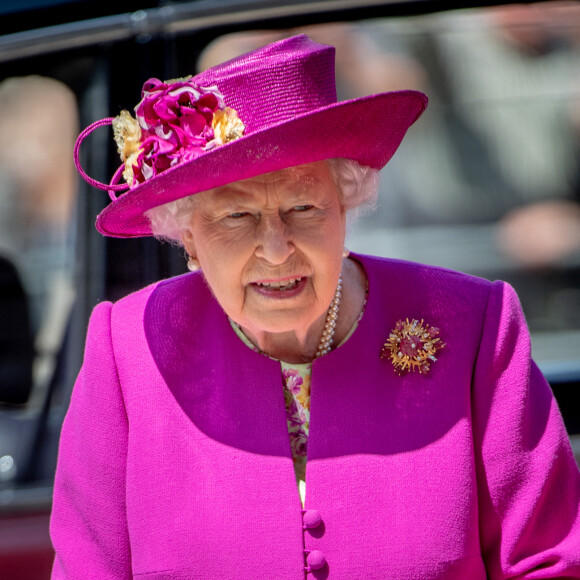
[0,76,77,404]
[0,76,77,333]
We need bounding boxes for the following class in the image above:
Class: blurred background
[0,0,579,577]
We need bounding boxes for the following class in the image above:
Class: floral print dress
[281,362,311,503]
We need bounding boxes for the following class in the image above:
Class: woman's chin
[238,308,323,343]
[241,279,318,331]
[241,316,305,338]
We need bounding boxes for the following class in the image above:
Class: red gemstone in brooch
[381,318,445,375]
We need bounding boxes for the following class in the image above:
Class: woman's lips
[250,276,307,298]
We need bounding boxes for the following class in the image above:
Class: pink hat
[75,34,427,238]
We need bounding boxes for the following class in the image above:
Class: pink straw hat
[75,34,428,238]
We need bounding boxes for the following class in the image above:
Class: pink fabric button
[302,509,322,529]
[306,550,326,570]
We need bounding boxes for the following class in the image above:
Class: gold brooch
[381,318,445,375]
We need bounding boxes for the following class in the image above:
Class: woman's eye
[227,211,250,219]
[293,204,314,212]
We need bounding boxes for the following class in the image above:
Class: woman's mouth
[255,277,302,290]
[251,276,307,297]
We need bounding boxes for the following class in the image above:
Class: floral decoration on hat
[112,76,245,187]
[381,318,445,375]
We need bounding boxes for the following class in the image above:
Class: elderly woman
[51,35,580,579]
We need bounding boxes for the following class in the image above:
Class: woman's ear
[181,227,196,256]
[181,228,202,272]
[181,230,201,272]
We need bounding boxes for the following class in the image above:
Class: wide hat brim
[96,89,427,238]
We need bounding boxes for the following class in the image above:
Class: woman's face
[182,161,346,341]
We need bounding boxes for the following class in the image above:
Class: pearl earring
[342,247,350,258]
[187,256,201,272]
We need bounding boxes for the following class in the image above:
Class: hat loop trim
[74,117,129,200]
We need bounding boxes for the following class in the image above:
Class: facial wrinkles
[259,179,294,252]
[193,161,342,275]
[251,179,335,312]
[181,162,349,351]
[231,180,295,315]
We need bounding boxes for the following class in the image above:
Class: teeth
[257,277,301,290]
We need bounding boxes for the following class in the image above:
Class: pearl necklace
[315,274,342,358]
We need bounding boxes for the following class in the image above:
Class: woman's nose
[254,216,295,264]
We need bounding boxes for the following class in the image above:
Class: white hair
[145,158,379,245]
[326,158,379,232]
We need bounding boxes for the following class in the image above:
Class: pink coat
[50,254,580,579]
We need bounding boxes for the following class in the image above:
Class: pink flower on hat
[136,78,223,131]
[134,135,176,182]
[113,76,244,187]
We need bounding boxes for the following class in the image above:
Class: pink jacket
[50,254,580,579]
